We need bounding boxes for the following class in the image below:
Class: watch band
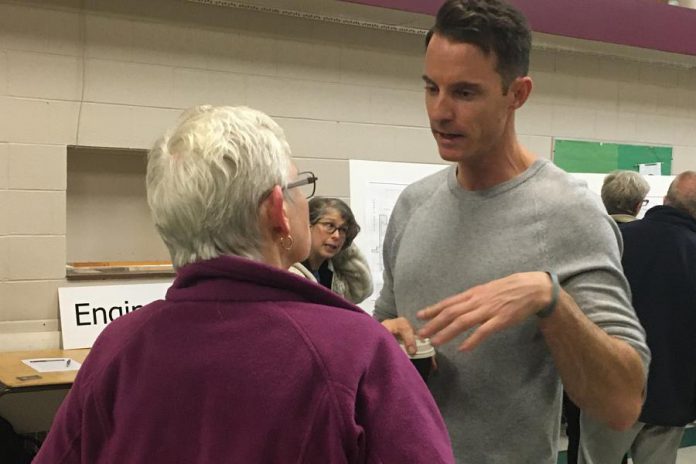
[537,271,560,319]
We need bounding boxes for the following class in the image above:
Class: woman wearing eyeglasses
[290,197,373,304]
[35,105,453,464]
[601,170,651,224]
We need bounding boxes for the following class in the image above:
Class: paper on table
[22,358,81,373]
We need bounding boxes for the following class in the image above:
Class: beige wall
[1,0,696,354]
[66,147,170,263]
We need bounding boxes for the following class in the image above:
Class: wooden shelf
[66,261,175,280]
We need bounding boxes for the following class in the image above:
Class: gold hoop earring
[280,235,294,251]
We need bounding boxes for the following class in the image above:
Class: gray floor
[636,445,696,464]
[559,429,696,463]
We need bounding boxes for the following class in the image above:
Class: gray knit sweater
[374,159,650,464]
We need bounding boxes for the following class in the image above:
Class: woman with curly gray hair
[290,197,373,304]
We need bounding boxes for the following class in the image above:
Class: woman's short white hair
[147,105,291,267]
[601,170,650,215]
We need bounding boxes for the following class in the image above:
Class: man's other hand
[416,272,552,351]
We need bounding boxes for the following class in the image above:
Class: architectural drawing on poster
[349,160,447,314]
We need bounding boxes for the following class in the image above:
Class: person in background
[290,197,373,304]
[373,1,650,462]
[563,169,651,463]
[580,172,696,464]
[34,105,454,464]
[601,170,651,223]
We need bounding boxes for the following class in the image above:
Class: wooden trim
[66,261,175,280]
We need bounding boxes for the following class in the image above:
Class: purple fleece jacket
[35,255,453,463]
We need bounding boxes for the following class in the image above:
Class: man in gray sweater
[374,1,650,462]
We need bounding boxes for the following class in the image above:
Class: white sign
[638,162,662,176]
[349,160,448,314]
[58,283,171,349]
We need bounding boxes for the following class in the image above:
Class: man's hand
[416,272,552,351]
[381,317,417,355]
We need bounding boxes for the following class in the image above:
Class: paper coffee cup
[399,338,435,383]
[400,338,435,359]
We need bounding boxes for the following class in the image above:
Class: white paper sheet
[22,358,81,373]
[638,162,662,176]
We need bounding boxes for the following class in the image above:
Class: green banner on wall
[553,140,672,174]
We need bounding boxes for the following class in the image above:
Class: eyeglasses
[641,199,649,207]
[316,221,349,236]
[284,171,318,199]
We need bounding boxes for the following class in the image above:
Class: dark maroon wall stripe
[341,0,696,57]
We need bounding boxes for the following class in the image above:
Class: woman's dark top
[302,259,333,290]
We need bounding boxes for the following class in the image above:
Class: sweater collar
[446,159,546,199]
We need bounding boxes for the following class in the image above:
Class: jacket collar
[166,255,361,313]
[643,205,696,233]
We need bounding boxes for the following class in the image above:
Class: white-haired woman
[35,105,453,464]
[601,170,650,223]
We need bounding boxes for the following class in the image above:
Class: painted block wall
[1,0,695,353]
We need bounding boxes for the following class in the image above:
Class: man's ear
[262,186,291,236]
[508,76,532,110]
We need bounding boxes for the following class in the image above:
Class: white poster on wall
[58,282,171,349]
[349,160,448,314]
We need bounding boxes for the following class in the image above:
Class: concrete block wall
[1,0,696,354]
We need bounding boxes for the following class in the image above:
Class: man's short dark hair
[425,0,531,92]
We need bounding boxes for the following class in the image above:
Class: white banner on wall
[58,282,171,349]
[349,160,448,314]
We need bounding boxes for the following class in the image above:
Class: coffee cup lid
[400,338,435,359]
